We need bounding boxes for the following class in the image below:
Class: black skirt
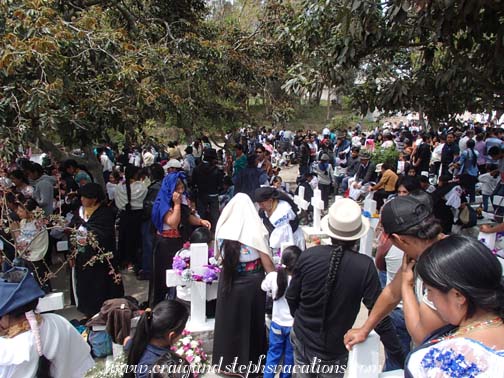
[149,234,183,307]
[212,271,267,373]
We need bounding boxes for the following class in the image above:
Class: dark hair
[9,169,29,185]
[79,183,106,203]
[25,162,44,177]
[320,245,345,343]
[418,175,429,184]
[111,170,121,183]
[275,246,302,300]
[150,163,165,182]
[124,164,140,211]
[126,300,189,378]
[416,235,504,320]
[62,160,94,183]
[24,198,39,212]
[149,352,193,378]
[190,227,211,244]
[246,153,257,168]
[488,146,501,158]
[399,214,442,239]
[219,240,241,294]
[465,139,477,167]
[396,176,420,192]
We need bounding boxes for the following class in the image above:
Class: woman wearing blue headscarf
[149,171,211,307]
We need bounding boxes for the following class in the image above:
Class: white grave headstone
[347,331,381,378]
[37,292,64,313]
[294,185,310,212]
[311,188,325,231]
[166,243,218,332]
[363,198,377,215]
[359,217,380,257]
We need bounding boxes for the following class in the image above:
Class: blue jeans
[141,220,154,274]
[341,176,351,192]
[483,195,493,212]
[265,322,294,378]
[383,307,411,371]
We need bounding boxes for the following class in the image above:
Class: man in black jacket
[191,148,224,233]
[353,150,377,188]
[286,199,405,377]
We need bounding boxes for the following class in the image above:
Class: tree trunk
[419,107,425,130]
[37,137,104,188]
[326,86,331,121]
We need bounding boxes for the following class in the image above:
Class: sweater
[372,169,398,192]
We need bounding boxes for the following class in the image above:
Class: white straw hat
[321,198,370,241]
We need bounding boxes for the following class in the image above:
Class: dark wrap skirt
[212,270,267,374]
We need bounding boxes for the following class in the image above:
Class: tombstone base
[301,226,328,239]
[186,318,215,355]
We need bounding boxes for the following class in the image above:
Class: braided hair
[320,245,345,344]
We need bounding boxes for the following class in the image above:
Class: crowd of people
[1,121,504,378]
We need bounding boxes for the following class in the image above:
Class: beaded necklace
[429,316,503,345]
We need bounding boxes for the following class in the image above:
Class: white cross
[166,243,218,331]
[294,185,310,212]
[311,188,325,231]
[359,217,380,257]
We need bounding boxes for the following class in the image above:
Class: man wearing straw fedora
[286,199,405,377]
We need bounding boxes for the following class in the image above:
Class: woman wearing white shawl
[254,187,306,253]
[213,193,274,375]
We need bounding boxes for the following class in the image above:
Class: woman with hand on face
[405,235,504,377]
[149,172,210,307]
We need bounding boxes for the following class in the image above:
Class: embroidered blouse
[407,337,504,377]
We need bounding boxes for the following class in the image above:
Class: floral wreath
[172,242,221,283]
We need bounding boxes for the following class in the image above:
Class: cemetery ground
[49,163,386,377]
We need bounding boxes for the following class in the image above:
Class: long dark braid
[220,240,241,294]
[320,245,344,343]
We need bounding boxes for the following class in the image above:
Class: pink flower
[186,355,194,363]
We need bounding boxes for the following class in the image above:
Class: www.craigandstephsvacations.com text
[105,356,351,377]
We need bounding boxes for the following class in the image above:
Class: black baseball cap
[381,194,432,235]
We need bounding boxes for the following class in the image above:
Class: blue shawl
[151,171,186,233]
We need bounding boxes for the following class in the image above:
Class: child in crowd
[219,176,234,212]
[106,170,122,204]
[126,300,189,378]
[478,164,500,212]
[261,246,302,378]
[9,197,50,292]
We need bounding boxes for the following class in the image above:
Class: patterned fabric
[408,338,504,377]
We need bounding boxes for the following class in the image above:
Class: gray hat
[320,153,330,161]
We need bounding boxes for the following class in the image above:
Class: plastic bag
[88,330,113,358]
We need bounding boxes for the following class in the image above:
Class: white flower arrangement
[171,330,209,377]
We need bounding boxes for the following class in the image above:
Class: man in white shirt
[458,129,474,153]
